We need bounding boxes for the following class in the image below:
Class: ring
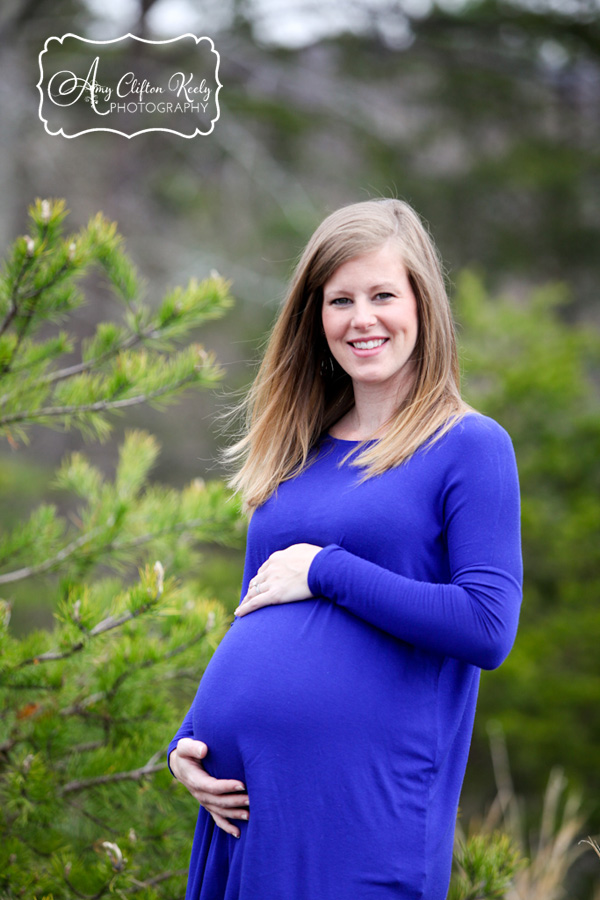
[255,580,265,593]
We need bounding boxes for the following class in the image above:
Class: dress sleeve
[166,706,194,776]
[307,419,523,670]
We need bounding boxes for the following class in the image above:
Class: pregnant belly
[191,599,441,790]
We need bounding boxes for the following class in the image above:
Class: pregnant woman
[167,198,523,900]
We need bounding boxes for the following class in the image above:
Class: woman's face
[321,240,419,401]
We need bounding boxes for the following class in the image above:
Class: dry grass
[457,725,599,900]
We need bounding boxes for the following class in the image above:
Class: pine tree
[448,833,524,900]
[0,199,243,899]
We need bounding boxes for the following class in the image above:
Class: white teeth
[350,339,386,350]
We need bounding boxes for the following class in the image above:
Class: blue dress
[168,413,522,900]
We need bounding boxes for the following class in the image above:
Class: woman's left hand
[234,543,323,617]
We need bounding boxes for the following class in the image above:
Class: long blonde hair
[226,198,470,511]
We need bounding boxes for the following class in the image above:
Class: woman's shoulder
[433,410,516,460]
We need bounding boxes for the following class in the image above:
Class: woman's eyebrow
[370,282,399,292]
[323,281,399,297]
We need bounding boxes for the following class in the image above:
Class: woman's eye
[375,292,393,300]
[330,297,351,306]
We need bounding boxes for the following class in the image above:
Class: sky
[83,0,438,47]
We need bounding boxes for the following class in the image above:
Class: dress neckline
[326,433,374,445]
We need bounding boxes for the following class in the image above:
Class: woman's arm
[307,548,520,670]
[236,418,523,670]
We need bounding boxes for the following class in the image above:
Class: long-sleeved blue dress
[168,412,522,900]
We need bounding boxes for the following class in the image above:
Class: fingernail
[242,812,249,820]
[235,785,246,791]
[232,832,240,839]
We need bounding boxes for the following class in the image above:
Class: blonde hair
[226,198,470,511]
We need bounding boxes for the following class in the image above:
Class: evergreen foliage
[0,200,243,899]
[449,833,524,900]
[0,198,231,444]
[454,270,600,814]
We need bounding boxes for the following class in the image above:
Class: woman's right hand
[169,738,250,838]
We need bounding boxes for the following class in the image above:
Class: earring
[320,354,335,377]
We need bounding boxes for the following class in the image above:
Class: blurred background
[1,0,599,894]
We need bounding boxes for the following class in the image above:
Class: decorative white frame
[37,32,221,138]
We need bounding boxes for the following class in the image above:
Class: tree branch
[54,619,214,720]
[0,261,73,376]
[66,740,106,755]
[18,260,70,305]
[0,372,198,428]
[130,868,188,892]
[17,586,164,670]
[59,692,106,717]
[63,872,109,900]
[66,796,120,834]
[0,513,231,586]
[10,312,170,389]
[38,327,149,385]
[0,252,32,339]
[105,616,215,700]
[0,522,111,585]
[0,266,185,406]
[60,752,166,795]
[108,515,236,552]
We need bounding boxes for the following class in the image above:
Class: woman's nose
[350,301,377,329]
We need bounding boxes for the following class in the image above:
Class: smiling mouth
[348,338,388,350]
